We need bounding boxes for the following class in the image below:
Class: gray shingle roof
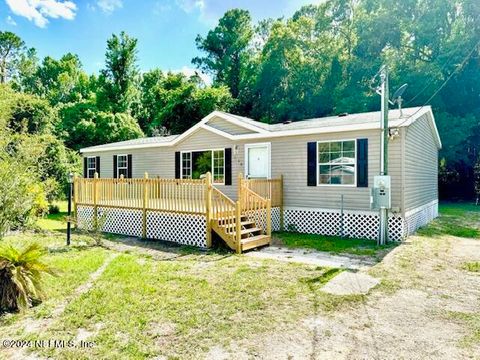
[81,135,179,152]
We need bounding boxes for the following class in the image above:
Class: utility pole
[379,65,389,245]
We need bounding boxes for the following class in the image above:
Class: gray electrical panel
[370,175,391,210]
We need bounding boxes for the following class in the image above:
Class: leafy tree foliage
[0,31,25,84]
[193,9,253,99]
[97,31,140,114]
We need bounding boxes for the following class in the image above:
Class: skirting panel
[76,205,206,247]
[243,207,281,233]
[146,211,207,247]
[284,208,406,241]
[404,201,439,236]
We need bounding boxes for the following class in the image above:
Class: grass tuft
[462,262,480,272]
[274,231,395,256]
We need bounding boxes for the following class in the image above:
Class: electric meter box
[370,175,391,210]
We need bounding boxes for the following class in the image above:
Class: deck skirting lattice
[284,207,405,241]
[146,211,207,247]
[404,200,439,236]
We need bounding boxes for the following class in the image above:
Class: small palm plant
[0,243,56,312]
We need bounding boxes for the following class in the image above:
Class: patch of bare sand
[204,235,480,359]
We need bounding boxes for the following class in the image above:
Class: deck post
[279,174,284,231]
[93,172,98,228]
[205,172,213,248]
[142,172,149,239]
[266,198,272,237]
[235,200,242,254]
[237,172,243,208]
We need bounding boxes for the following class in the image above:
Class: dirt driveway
[206,233,480,360]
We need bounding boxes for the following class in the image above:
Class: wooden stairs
[210,186,271,253]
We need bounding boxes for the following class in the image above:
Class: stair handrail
[239,180,272,237]
[211,186,242,252]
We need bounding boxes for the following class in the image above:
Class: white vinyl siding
[403,114,439,211]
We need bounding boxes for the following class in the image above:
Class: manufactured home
[76,106,441,252]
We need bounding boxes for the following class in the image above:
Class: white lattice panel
[271,207,281,232]
[98,207,143,237]
[146,211,207,247]
[405,202,438,236]
[76,205,94,230]
[284,208,405,241]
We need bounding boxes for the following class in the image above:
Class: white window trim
[244,142,271,179]
[316,139,357,187]
[87,156,97,179]
[180,148,225,185]
[116,154,128,178]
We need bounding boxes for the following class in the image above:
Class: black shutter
[113,155,118,178]
[357,138,368,187]
[224,148,232,185]
[127,154,133,178]
[307,142,317,186]
[95,156,100,177]
[83,157,87,178]
[175,152,180,179]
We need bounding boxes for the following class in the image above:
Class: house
[78,106,441,248]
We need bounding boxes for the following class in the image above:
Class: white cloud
[5,0,77,28]
[172,66,212,85]
[97,0,123,14]
[6,15,17,26]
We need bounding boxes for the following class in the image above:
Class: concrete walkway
[245,246,376,270]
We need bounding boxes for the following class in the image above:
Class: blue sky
[0,0,319,78]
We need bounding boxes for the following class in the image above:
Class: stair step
[241,235,271,251]
[227,227,262,236]
[220,221,255,230]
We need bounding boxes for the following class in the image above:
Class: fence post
[143,172,149,239]
[235,200,242,254]
[279,174,284,231]
[205,172,212,248]
[266,198,272,237]
[73,175,78,228]
[93,172,98,227]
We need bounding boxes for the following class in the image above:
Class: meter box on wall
[371,175,391,209]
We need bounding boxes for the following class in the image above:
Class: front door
[245,143,270,179]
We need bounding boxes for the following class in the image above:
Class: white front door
[245,143,271,179]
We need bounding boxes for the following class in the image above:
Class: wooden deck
[74,173,283,253]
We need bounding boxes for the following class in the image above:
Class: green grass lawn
[418,202,480,239]
[36,201,69,232]
[1,229,359,359]
[273,232,395,256]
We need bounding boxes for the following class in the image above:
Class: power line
[395,39,480,128]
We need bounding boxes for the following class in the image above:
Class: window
[212,150,225,184]
[182,152,192,179]
[317,140,356,185]
[181,149,225,184]
[87,157,96,178]
[117,155,128,178]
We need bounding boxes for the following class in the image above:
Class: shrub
[0,243,56,312]
[48,204,60,215]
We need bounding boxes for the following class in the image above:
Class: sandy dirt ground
[205,234,480,360]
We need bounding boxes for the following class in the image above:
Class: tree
[97,32,140,114]
[193,9,253,98]
[0,31,25,84]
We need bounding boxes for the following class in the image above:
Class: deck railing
[74,171,284,247]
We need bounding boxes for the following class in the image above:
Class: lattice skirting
[76,205,206,247]
[243,207,281,233]
[404,201,439,236]
[146,211,206,247]
[284,207,406,241]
